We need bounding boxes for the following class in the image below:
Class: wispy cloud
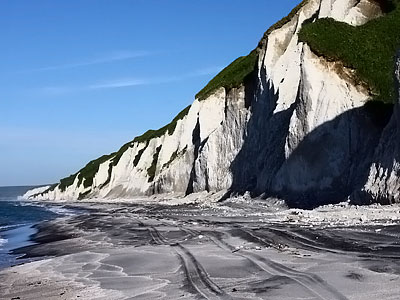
[88,66,223,90]
[88,78,148,89]
[21,50,151,73]
[39,66,223,95]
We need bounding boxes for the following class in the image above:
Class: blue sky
[0,0,300,186]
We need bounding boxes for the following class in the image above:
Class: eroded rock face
[31,0,397,207]
[227,0,382,207]
[355,53,400,204]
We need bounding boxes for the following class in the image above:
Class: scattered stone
[346,272,364,281]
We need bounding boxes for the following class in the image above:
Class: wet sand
[1,200,400,299]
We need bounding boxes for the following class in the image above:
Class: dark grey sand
[1,201,400,300]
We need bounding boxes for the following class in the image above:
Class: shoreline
[10,203,94,261]
[0,200,400,299]
[0,201,89,270]
[0,224,38,269]
[6,197,400,264]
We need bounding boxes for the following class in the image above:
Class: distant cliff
[30,0,400,208]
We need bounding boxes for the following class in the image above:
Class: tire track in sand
[148,226,232,300]
[206,229,349,300]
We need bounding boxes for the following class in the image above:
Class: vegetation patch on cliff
[133,105,191,144]
[56,154,113,192]
[32,183,57,198]
[264,0,309,37]
[195,50,258,101]
[195,0,310,101]
[54,106,191,193]
[133,142,149,167]
[298,0,400,103]
[78,190,91,200]
[59,173,77,192]
[110,143,130,167]
[99,162,113,189]
[147,145,162,182]
[77,154,114,188]
[162,146,187,169]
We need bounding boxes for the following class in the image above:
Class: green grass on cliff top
[195,50,258,101]
[77,154,114,188]
[195,1,312,101]
[263,0,309,37]
[299,0,400,103]
[133,105,191,144]
[55,105,191,192]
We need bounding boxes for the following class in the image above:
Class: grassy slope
[77,154,114,188]
[196,1,313,101]
[58,174,77,192]
[133,105,191,144]
[263,0,309,37]
[196,50,258,101]
[162,146,187,170]
[298,0,400,103]
[54,106,191,192]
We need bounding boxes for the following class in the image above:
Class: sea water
[0,186,73,269]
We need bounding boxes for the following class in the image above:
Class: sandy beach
[1,199,400,300]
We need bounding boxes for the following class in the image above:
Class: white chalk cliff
[357,52,400,204]
[30,0,400,207]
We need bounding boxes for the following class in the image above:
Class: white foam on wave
[15,201,77,216]
[47,206,78,216]
[17,201,45,207]
[0,238,8,248]
[0,224,27,231]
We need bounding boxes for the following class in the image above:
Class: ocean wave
[16,201,70,213]
[13,201,78,216]
[0,223,28,231]
[47,206,78,216]
[0,238,8,247]
[17,201,45,208]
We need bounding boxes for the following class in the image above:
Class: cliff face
[32,0,399,207]
[355,52,400,204]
